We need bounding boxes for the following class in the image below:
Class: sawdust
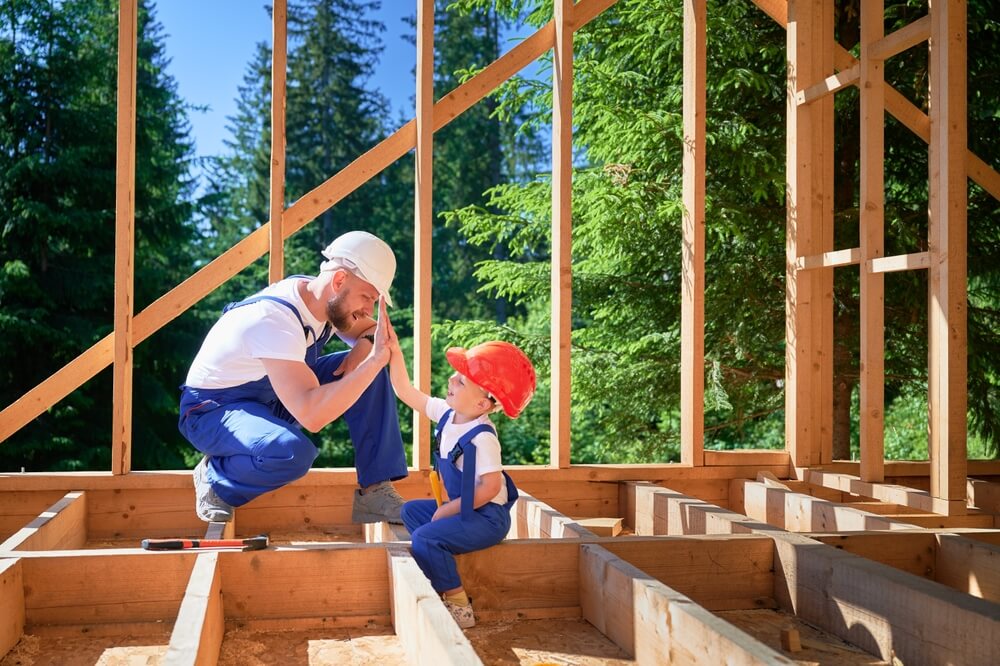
[0,633,169,666]
[266,525,364,545]
[465,618,632,665]
[218,626,406,665]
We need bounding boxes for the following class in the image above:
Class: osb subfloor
[715,609,888,665]
[0,630,171,666]
[219,627,406,665]
[465,618,632,665]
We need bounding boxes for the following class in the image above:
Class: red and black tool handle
[141,535,268,551]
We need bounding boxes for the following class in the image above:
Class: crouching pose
[387,336,536,628]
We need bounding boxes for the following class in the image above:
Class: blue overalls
[401,409,519,592]
[177,278,408,507]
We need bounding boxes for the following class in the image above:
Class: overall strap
[224,292,332,349]
[453,423,496,522]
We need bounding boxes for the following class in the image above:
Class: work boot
[352,481,404,524]
[443,599,476,629]
[193,457,233,523]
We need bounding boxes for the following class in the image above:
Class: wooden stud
[681,0,706,466]
[869,251,930,274]
[413,0,434,472]
[859,0,886,483]
[784,0,832,468]
[268,0,287,284]
[163,552,224,666]
[550,0,573,469]
[0,559,25,661]
[112,0,138,476]
[387,547,482,665]
[795,247,860,271]
[0,491,87,552]
[927,0,968,512]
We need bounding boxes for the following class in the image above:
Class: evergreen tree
[0,0,200,471]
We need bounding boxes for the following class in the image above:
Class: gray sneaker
[443,599,476,629]
[352,481,404,524]
[193,457,234,523]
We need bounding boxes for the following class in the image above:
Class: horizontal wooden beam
[387,547,482,665]
[818,459,1000,477]
[512,491,597,539]
[163,552,223,666]
[869,14,930,61]
[795,247,860,270]
[580,544,793,664]
[0,491,87,551]
[868,251,929,274]
[702,450,790,467]
[806,469,965,515]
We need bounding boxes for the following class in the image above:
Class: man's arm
[262,300,391,432]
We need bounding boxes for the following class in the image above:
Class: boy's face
[446,372,493,417]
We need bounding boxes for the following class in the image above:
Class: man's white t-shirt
[185,278,331,389]
[425,397,508,506]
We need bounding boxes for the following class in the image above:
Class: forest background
[1,0,998,472]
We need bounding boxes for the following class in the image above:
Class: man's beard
[325,290,358,331]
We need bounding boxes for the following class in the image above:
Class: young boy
[387,338,536,628]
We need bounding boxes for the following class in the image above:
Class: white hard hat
[320,231,396,307]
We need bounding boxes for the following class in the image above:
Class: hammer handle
[142,538,248,550]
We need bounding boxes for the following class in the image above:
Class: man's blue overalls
[177,279,407,508]
[401,409,519,592]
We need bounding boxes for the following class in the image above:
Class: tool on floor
[429,468,444,507]
[141,534,269,551]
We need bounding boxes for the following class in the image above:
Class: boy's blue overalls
[401,409,519,592]
[177,279,408,508]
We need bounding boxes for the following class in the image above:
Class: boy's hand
[370,298,392,367]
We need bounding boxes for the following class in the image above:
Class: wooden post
[268,0,287,284]
[927,0,968,514]
[784,0,832,469]
[550,0,573,469]
[112,0,138,476]
[680,0,706,466]
[859,0,885,482]
[413,0,434,471]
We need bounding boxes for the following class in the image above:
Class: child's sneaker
[443,599,476,629]
[352,482,405,524]
[193,457,233,523]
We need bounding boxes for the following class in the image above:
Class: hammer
[141,534,269,551]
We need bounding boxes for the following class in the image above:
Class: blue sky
[155,1,418,160]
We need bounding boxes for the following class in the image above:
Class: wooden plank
[0,491,67,541]
[601,536,775,611]
[870,14,931,61]
[387,547,482,665]
[580,544,793,664]
[220,545,390,621]
[0,491,87,551]
[86,487,206,540]
[0,559,24,661]
[807,469,960,514]
[812,532,936,579]
[795,247,859,270]
[869,251,930,274]
[772,532,1000,664]
[572,517,622,537]
[680,0,706,467]
[927,0,969,511]
[164,552,224,666]
[935,533,1000,602]
[703,450,789,467]
[268,0,287,284]
[112,0,138,477]
[794,63,858,105]
[969,478,1000,513]
[21,551,194,626]
[412,0,434,473]
[457,540,580,617]
[859,0,886,484]
[816,0,835,465]
[550,0,573,469]
[742,481,919,532]
[515,492,596,539]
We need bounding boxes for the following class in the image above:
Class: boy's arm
[431,471,502,520]
[387,341,429,414]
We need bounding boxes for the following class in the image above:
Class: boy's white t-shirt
[185,278,331,389]
[425,397,507,506]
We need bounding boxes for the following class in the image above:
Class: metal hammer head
[243,535,269,551]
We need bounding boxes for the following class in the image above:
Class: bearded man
[178,231,407,524]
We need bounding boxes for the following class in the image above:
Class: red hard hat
[446,341,537,418]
